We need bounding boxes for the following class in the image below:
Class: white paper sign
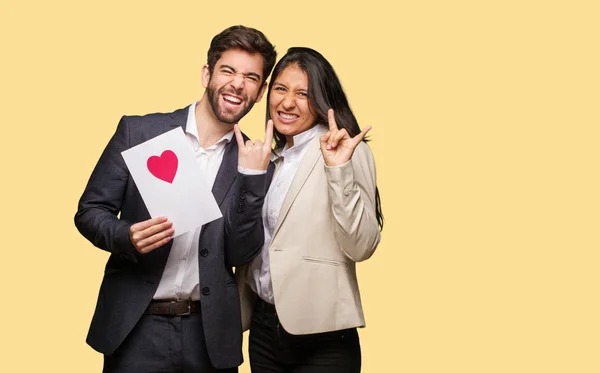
[121,127,222,236]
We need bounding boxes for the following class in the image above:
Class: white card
[121,127,222,236]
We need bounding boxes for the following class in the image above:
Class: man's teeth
[224,95,241,104]
[280,113,298,120]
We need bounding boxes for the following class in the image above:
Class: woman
[237,47,383,373]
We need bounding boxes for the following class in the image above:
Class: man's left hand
[234,119,273,171]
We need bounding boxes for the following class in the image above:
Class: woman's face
[269,65,317,147]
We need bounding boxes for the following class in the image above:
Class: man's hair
[207,25,277,83]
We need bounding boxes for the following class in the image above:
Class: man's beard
[206,82,257,125]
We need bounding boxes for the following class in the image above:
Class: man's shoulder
[115,106,189,140]
[120,106,188,126]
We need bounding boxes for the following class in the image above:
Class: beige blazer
[236,126,381,335]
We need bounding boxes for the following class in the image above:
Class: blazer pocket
[302,256,348,268]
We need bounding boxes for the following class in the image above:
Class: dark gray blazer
[74,106,273,369]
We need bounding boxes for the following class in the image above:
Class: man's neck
[194,97,234,149]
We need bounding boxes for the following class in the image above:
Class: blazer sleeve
[74,116,138,263]
[223,162,273,266]
[325,141,381,262]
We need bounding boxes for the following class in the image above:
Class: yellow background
[1,0,599,372]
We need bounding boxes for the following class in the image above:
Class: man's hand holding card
[121,127,222,253]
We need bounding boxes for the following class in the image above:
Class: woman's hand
[319,109,371,167]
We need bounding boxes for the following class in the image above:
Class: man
[74,25,276,372]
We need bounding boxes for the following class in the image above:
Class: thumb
[353,126,371,143]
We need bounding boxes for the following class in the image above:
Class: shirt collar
[279,125,321,158]
[186,102,234,150]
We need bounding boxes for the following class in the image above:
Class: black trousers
[103,313,237,373]
[248,299,361,373]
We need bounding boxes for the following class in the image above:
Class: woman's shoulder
[354,140,375,160]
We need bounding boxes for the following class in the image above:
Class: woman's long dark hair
[266,47,384,230]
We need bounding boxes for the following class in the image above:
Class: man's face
[202,49,267,124]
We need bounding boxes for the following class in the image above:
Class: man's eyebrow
[220,64,236,71]
[246,72,262,80]
[220,64,262,80]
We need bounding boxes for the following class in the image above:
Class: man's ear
[201,64,211,88]
[255,82,268,103]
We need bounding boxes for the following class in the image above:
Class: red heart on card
[147,150,178,183]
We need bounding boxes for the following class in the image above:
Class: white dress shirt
[153,102,233,301]
[246,125,321,304]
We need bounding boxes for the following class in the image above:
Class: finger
[245,140,254,148]
[327,127,338,150]
[353,126,372,144]
[131,220,172,242]
[139,233,174,254]
[137,227,174,249]
[254,140,263,147]
[320,132,331,152]
[130,216,167,233]
[141,220,173,236]
[263,119,274,147]
[327,109,338,132]
[234,124,245,148]
[137,227,175,251]
[330,128,348,149]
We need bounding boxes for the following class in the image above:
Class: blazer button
[343,187,352,196]
[200,248,209,257]
[202,287,210,296]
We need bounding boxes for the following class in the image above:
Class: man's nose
[230,74,245,90]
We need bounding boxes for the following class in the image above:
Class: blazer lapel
[271,131,325,240]
[212,139,238,206]
[165,106,189,132]
[167,103,238,207]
